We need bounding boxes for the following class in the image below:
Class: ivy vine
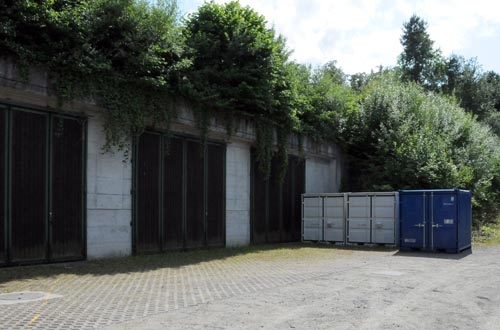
[0,1,297,179]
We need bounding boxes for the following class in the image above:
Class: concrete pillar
[86,114,132,258]
[225,141,251,246]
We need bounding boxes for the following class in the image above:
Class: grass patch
[0,243,352,286]
[473,223,500,246]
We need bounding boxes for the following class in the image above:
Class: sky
[176,0,500,75]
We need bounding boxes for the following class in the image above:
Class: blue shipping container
[399,189,472,253]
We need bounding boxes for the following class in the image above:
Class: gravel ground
[104,246,500,330]
[1,244,499,330]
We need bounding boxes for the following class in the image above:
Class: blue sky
[176,0,500,75]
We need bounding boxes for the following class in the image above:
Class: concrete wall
[305,157,339,193]
[225,141,251,246]
[86,112,132,259]
[1,59,347,258]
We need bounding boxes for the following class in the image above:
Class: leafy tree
[346,72,500,224]
[0,0,187,150]
[287,63,360,145]
[321,60,347,85]
[349,72,369,93]
[398,15,441,89]
[2,2,500,225]
[182,1,293,176]
[182,1,285,119]
[441,56,500,123]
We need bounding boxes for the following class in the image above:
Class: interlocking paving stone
[0,249,362,329]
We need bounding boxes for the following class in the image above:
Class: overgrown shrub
[347,73,500,225]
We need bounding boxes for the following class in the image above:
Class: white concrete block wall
[305,157,338,193]
[225,141,251,246]
[86,113,132,259]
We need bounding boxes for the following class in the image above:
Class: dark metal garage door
[1,104,86,266]
[251,152,305,244]
[0,107,5,264]
[163,137,184,250]
[136,132,161,253]
[134,133,225,254]
[206,144,225,247]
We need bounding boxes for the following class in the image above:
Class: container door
[457,191,472,251]
[10,110,48,263]
[163,137,184,250]
[50,116,85,260]
[136,132,161,253]
[302,196,323,241]
[347,195,370,243]
[0,109,5,265]
[323,196,344,243]
[430,193,458,251]
[371,195,396,244]
[185,140,205,248]
[400,193,426,249]
[206,144,225,247]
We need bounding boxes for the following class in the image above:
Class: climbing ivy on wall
[2,1,500,223]
[0,0,294,177]
[1,0,188,152]
[182,1,294,178]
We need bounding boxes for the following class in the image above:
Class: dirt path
[104,246,500,330]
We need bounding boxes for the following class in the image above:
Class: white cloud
[178,0,500,74]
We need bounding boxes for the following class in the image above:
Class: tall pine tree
[398,15,438,87]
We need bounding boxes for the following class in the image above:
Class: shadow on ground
[394,247,473,260]
[0,242,384,284]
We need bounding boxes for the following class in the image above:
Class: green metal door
[185,140,205,248]
[10,109,48,263]
[206,143,225,247]
[0,104,86,266]
[163,137,184,250]
[136,132,162,253]
[0,108,5,265]
[135,133,226,253]
[50,116,85,260]
[251,154,305,244]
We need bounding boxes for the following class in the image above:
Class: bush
[347,73,500,225]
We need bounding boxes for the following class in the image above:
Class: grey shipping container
[302,195,323,241]
[323,194,346,243]
[347,192,398,245]
[302,192,398,245]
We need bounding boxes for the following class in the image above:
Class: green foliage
[287,62,361,145]
[400,28,500,130]
[182,1,293,177]
[2,3,500,225]
[398,15,441,89]
[1,0,188,152]
[347,73,500,224]
[474,222,500,245]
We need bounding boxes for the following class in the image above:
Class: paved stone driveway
[2,245,499,330]
[0,246,358,330]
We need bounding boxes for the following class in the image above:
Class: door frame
[0,102,87,266]
[132,131,226,254]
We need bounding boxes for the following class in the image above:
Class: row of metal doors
[0,105,86,265]
[134,133,225,253]
[251,154,305,243]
